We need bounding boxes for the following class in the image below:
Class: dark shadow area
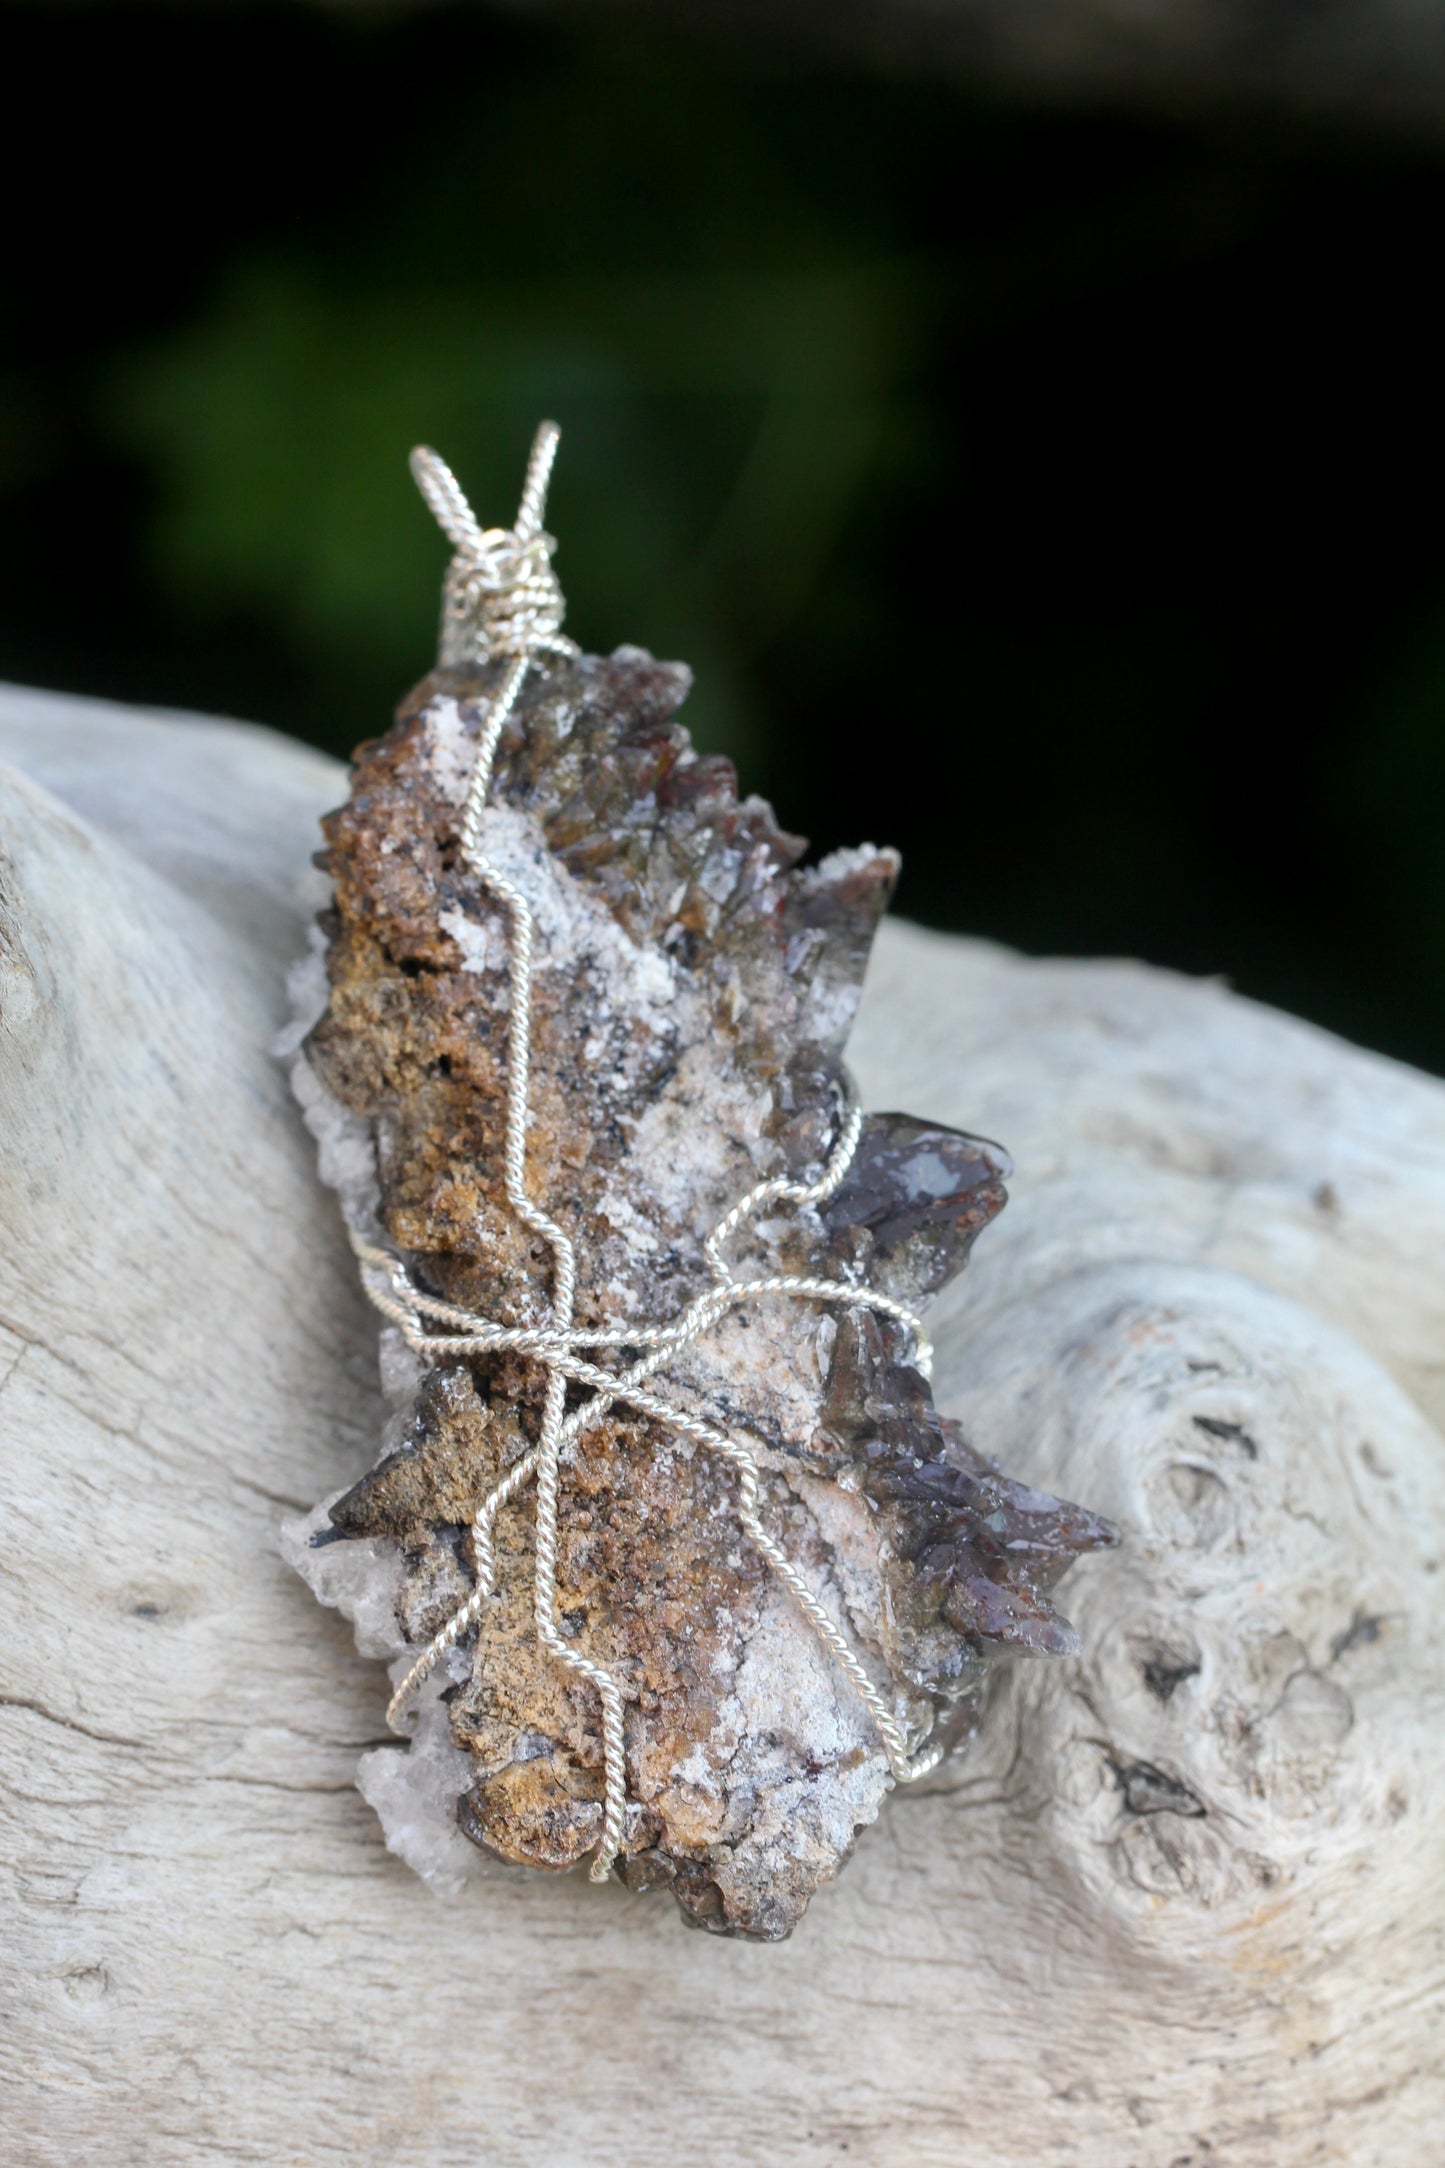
[3,2,1443,1068]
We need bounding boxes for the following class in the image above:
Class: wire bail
[410,423,580,668]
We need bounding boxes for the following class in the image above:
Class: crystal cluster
[292,646,1114,1937]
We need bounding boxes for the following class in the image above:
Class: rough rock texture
[3,685,1444,2164]
[296,650,1111,1935]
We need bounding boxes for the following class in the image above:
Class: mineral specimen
[287,637,1114,1940]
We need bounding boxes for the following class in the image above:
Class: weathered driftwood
[2,679,1443,2166]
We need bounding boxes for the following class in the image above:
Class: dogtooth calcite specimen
[287,428,1113,1936]
[289,640,1114,1939]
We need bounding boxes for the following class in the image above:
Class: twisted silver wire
[353,1245,932,1381]
[411,425,579,670]
[361,1247,942,1794]
[368,429,942,1885]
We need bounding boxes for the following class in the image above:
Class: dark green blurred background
[4,4,1444,1069]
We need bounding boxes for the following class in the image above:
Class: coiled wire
[411,429,579,670]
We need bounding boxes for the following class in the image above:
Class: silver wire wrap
[411,428,580,670]
[363,424,943,1885]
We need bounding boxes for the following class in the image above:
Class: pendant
[285,423,1115,1939]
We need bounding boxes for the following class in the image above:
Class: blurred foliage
[111,256,925,768]
[101,31,959,766]
[3,4,1445,1070]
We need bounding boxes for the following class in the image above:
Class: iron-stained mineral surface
[288,646,1114,1939]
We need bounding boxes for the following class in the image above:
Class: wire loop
[411,423,579,669]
